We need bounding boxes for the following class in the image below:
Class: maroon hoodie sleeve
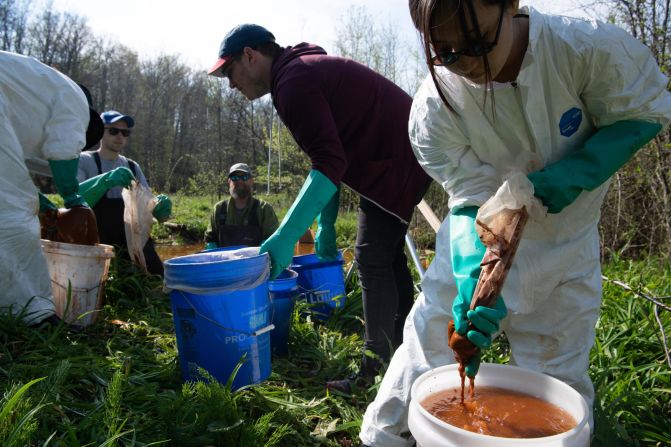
[273,63,348,185]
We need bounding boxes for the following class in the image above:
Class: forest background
[2,0,671,257]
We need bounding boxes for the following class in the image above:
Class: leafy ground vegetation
[1,196,669,446]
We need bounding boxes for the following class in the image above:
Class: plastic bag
[476,171,546,236]
[163,247,270,295]
[122,181,156,273]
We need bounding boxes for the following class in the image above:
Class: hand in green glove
[260,170,337,279]
[48,158,87,208]
[204,242,218,250]
[315,187,340,261]
[528,120,662,213]
[152,194,172,222]
[78,167,136,207]
[450,206,507,377]
[465,298,507,349]
[38,192,58,212]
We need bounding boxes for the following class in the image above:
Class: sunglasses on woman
[432,1,505,66]
[106,127,132,137]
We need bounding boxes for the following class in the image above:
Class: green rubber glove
[466,299,507,349]
[260,170,337,279]
[315,186,340,261]
[152,194,172,222]
[450,206,507,377]
[528,120,662,213]
[38,192,58,212]
[78,167,136,207]
[48,158,87,208]
[204,242,218,250]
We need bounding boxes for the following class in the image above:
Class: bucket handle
[178,291,275,337]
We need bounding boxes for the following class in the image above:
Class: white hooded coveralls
[0,51,89,324]
[360,7,671,447]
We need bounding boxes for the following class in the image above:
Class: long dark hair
[409,0,512,111]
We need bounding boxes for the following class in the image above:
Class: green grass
[7,197,670,446]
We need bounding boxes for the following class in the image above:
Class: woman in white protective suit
[359,1,671,446]
[0,51,103,327]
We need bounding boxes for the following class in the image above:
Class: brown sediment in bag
[421,386,577,438]
[40,207,99,245]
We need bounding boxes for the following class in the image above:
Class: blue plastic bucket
[291,252,346,319]
[268,269,299,356]
[165,249,272,390]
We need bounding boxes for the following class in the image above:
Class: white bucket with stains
[408,363,590,447]
[41,240,115,327]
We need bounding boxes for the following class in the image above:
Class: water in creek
[155,243,204,262]
[155,242,317,262]
[155,241,356,265]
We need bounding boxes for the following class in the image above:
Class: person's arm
[260,170,337,279]
[449,206,507,378]
[152,194,172,222]
[203,201,224,248]
[48,158,87,208]
[130,159,172,222]
[528,120,661,213]
[315,186,340,261]
[528,23,670,213]
[408,76,500,210]
[78,167,135,206]
[409,78,508,378]
[273,64,348,185]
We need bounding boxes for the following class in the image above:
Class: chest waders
[92,152,138,246]
[218,199,263,247]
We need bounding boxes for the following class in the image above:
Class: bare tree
[0,0,30,53]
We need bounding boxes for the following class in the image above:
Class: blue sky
[48,0,598,71]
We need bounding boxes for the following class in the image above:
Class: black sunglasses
[229,173,251,182]
[222,53,243,79]
[106,127,131,137]
[432,1,506,66]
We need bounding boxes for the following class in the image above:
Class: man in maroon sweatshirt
[209,24,431,391]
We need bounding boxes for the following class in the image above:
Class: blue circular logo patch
[559,107,582,137]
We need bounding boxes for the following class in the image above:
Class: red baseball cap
[208,24,275,77]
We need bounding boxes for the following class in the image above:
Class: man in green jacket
[204,163,279,249]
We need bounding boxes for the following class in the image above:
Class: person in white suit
[359,1,671,446]
[0,51,102,327]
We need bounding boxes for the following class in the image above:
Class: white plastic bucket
[409,363,590,447]
[41,240,115,327]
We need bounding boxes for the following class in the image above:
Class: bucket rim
[40,239,115,257]
[410,363,589,443]
[165,250,269,268]
[291,252,343,269]
[268,269,299,292]
[269,268,298,282]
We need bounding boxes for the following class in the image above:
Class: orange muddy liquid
[421,386,577,438]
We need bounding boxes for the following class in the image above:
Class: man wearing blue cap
[77,110,172,276]
[209,25,432,391]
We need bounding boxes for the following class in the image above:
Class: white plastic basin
[409,363,590,447]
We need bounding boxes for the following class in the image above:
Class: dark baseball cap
[208,24,275,77]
